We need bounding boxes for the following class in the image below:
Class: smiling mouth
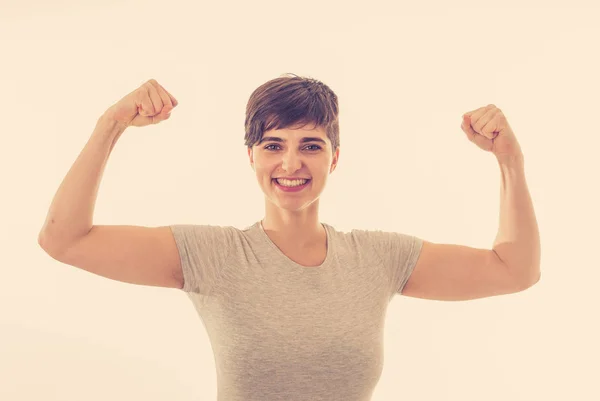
[272,178,311,189]
[273,178,310,183]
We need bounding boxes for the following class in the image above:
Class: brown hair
[244,73,340,154]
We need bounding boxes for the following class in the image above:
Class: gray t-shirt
[170,220,423,401]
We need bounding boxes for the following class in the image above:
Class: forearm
[38,114,127,253]
[492,155,541,286]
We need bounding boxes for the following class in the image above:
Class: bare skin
[248,123,340,264]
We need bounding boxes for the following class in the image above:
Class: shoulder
[169,223,252,252]
[325,223,423,257]
[170,223,242,239]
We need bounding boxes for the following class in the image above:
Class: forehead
[268,123,326,136]
[258,124,328,145]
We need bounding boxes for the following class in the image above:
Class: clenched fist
[104,79,178,128]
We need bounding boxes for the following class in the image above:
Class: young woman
[38,74,540,401]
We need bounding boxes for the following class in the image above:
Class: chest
[279,246,327,267]
[264,229,328,267]
[275,242,327,267]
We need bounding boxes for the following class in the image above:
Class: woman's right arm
[37,79,184,289]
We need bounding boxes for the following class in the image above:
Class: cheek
[254,166,275,181]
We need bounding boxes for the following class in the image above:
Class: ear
[248,147,254,169]
[330,147,340,173]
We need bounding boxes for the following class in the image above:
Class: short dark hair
[244,73,340,154]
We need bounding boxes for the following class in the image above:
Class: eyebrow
[258,136,327,145]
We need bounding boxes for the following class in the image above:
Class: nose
[281,150,302,173]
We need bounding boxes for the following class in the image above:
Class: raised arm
[37,79,184,289]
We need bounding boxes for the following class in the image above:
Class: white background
[1,0,598,400]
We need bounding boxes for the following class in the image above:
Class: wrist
[496,153,525,169]
[97,111,128,136]
[99,110,129,132]
[93,113,128,150]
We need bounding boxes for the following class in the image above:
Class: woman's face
[248,124,339,212]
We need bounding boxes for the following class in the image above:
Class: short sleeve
[169,224,236,294]
[354,229,424,295]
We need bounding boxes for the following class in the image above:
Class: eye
[263,144,322,151]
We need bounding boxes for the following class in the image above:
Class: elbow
[37,231,67,260]
[38,225,92,259]
[38,231,51,253]
[528,267,542,287]
[515,268,541,292]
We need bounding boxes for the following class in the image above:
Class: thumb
[133,105,158,126]
[462,115,493,151]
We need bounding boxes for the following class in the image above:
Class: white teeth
[276,178,308,187]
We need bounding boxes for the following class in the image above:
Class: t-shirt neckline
[255,220,333,270]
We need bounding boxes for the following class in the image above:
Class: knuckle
[136,92,147,105]
[139,87,151,99]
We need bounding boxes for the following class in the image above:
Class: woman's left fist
[461,104,524,163]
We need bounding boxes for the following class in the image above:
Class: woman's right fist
[104,79,178,128]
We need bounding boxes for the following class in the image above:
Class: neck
[261,203,323,247]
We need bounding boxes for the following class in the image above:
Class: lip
[274,177,311,180]
[272,178,311,192]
